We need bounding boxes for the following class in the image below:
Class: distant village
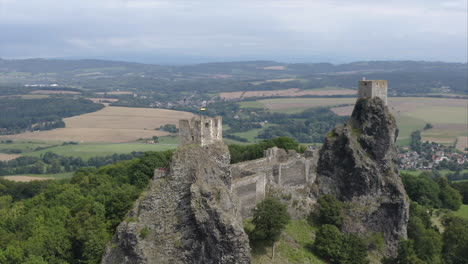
[398,141,467,171]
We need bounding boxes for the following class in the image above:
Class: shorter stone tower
[179,116,223,146]
[358,77,388,105]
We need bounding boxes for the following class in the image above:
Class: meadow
[0,172,74,182]
[23,142,178,160]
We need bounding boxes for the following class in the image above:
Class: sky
[0,0,467,64]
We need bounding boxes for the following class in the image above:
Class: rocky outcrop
[101,142,251,264]
[316,97,409,257]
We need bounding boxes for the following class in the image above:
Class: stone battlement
[179,116,223,146]
[358,78,388,105]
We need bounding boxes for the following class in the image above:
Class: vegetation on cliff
[228,137,304,163]
[0,151,172,264]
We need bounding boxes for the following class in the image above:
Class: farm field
[3,106,195,143]
[23,142,178,160]
[220,87,355,100]
[241,97,468,145]
[0,153,21,161]
[456,136,468,152]
[30,90,81,94]
[240,97,355,113]
[1,172,74,182]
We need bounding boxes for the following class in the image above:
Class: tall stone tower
[179,116,223,146]
[358,77,388,105]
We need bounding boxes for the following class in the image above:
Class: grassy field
[1,172,74,182]
[0,140,56,152]
[23,142,177,160]
[231,124,273,143]
[3,106,195,143]
[401,169,468,177]
[251,220,325,264]
[454,204,468,219]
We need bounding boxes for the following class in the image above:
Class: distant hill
[0,58,466,96]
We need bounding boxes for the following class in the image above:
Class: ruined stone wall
[231,147,319,218]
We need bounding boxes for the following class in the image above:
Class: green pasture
[401,169,468,177]
[231,124,273,143]
[395,115,427,145]
[405,107,467,124]
[251,219,324,264]
[454,204,468,220]
[0,139,58,154]
[24,142,178,160]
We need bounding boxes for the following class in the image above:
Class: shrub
[313,224,369,264]
[317,194,344,227]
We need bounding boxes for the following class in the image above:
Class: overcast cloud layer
[0,0,467,63]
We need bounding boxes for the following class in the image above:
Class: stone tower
[358,77,388,105]
[179,116,223,146]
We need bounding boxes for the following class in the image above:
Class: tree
[314,224,344,263]
[392,240,427,264]
[317,194,344,227]
[423,123,433,130]
[249,197,290,244]
[313,224,368,264]
[437,177,462,210]
[410,130,422,153]
[442,216,468,264]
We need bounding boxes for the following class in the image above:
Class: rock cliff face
[101,142,251,264]
[316,98,409,257]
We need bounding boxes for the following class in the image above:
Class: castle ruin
[179,116,223,146]
[358,77,388,105]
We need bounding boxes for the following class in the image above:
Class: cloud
[0,0,466,62]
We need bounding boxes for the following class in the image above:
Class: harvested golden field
[1,176,53,182]
[0,153,21,161]
[30,90,81,94]
[4,106,195,143]
[259,65,285,70]
[85,98,119,103]
[220,88,356,100]
[95,91,133,95]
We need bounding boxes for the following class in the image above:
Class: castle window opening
[205,123,209,128]
[192,136,194,141]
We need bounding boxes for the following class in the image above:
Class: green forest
[0,140,467,263]
[0,98,104,134]
[0,151,172,264]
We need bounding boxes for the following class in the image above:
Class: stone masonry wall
[231,147,319,218]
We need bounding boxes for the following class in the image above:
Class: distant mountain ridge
[1,57,466,75]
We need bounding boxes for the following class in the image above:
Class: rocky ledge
[316,97,409,257]
[101,142,250,264]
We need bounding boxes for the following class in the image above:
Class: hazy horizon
[1,0,467,64]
